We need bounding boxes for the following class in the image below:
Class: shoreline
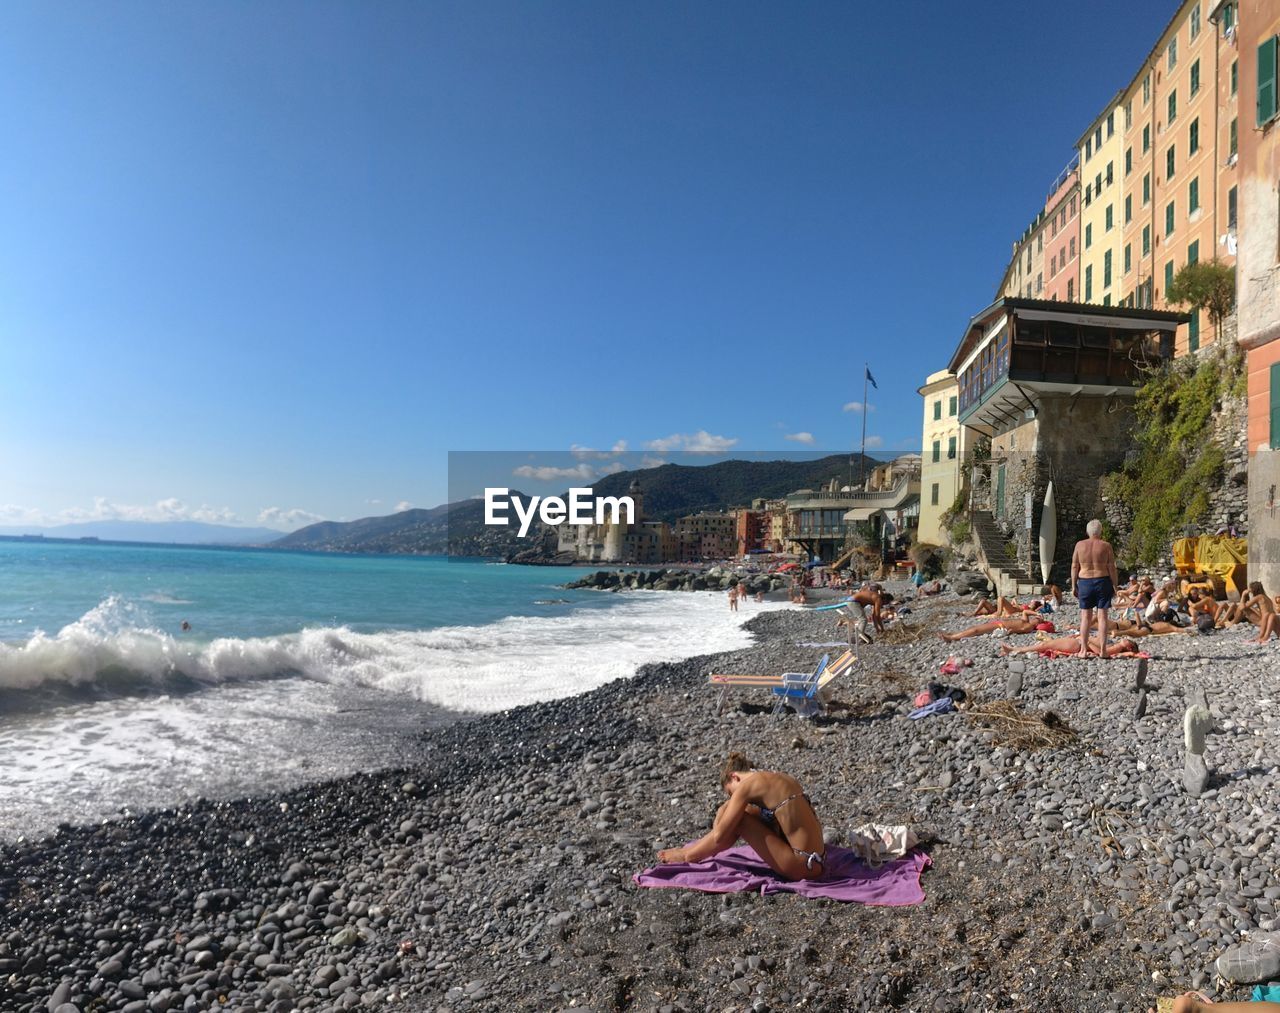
[3,590,1278,1010]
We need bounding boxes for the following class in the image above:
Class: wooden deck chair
[708,650,856,715]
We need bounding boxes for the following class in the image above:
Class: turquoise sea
[0,540,760,841]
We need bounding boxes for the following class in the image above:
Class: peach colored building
[1228,0,1280,590]
[1042,164,1082,301]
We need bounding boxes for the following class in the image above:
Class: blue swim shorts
[1076,576,1113,610]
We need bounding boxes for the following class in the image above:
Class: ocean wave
[0,592,766,712]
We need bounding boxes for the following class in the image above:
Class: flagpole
[859,363,868,489]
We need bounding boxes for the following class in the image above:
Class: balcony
[949,299,1186,436]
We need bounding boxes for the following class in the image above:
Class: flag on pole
[865,367,878,389]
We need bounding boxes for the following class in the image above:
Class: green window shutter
[1166,201,1175,236]
[933,400,941,420]
[1231,118,1238,156]
[1191,61,1200,96]
[1143,225,1151,256]
[1125,243,1132,272]
[1143,125,1150,153]
[1189,119,1199,154]
[1167,146,1176,178]
[1189,178,1199,214]
[947,437,956,459]
[1106,205,1113,230]
[1188,239,1199,264]
[1104,249,1112,287]
[1168,91,1177,123]
[949,395,956,416]
[932,440,940,463]
[1188,310,1199,352]
[1271,362,1280,450]
[1125,195,1132,223]
[1259,37,1278,127]
[1143,174,1151,204]
[1085,223,1092,248]
[1165,260,1175,294]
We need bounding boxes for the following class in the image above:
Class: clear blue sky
[0,1,1170,529]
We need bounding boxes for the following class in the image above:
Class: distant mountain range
[0,520,285,545]
[275,453,876,556]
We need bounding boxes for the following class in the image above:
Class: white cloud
[257,506,325,529]
[597,461,626,475]
[0,504,43,525]
[865,435,884,449]
[513,463,599,482]
[395,500,413,512]
[5,497,245,528]
[640,456,667,469]
[843,402,875,413]
[644,430,738,453]
[570,441,629,460]
[785,432,816,445]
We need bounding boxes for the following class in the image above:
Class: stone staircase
[970,509,1041,596]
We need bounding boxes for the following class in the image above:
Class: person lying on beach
[999,634,1143,658]
[1042,583,1064,607]
[656,752,826,881]
[918,579,944,596]
[940,616,1040,642]
[971,594,1021,617]
[1109,618,1196,637]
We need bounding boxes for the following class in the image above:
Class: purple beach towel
[633,845,931,905]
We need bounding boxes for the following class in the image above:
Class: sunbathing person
[941,616,1040,642]
[1218,581,1271,628]
[656,752,826,881]
[1185,588,1218,622]
[999,634,1143,658]
[1168,994,1280,1013]
[1042,583,1064,607]
[1110,618,1195,637]
[971,595,1026,617]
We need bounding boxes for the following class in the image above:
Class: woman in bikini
[656,752,826,880]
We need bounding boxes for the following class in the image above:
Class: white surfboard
[1039,482,1056,585]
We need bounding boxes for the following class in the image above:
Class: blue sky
[1,1,1170,529]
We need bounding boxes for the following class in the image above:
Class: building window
[1104,249,1112,288]
[1106,205,1114,231]
[1190,4,1200,40]
[934,400,941,420]
[1190,59,1200,96]
[932,440,940,463]
[1085,264,1093,301]
[1037,234,1043,252]
[1107,111,1114,137]
[931,483,939,507]
[1166,200,1176,236]
[1229,185,1238,229]
[1143,73,1151,105]
[1085,137,1092,160]
[1232,60,1238,97]
[1124,243,1132,273]
[1096,172,1102,194]
[947,436,956,460]
[1189,118,1199,155]
[1143,224,1151,256]
[1070,196,1076,217]
[949,395,957,416]
[1125,147,1132,176]
[1095,127,1102,150]
[1036,272,1042,294]
[1069,236,1076,258]
[1189,177,1200,215]
[1231,117,1238,157]
[1165,259,1175,295]
[1067,278,1074,301]
[1143,124,1150,153]
[1050,253,1057,276]
[1106,162,1113,186]
[1125,101,1133,130]
[1085,223,1093,249]
[1166,145,1176,179]
[1259,37,1278,127]
[1103,295,1112,306]
[1188,239,1199,265]
[1125,194,1133,224]
[1189,310,1199,352]
[1143,173,1151,205]
[1168,37,1177,71]
[1168,90,1177,125]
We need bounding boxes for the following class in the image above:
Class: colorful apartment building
[1043,164,1082,301]
[1076,94,1126,308]
[1116,0,1239,353]
[916,370,966,546]
[1230,0,1280,590]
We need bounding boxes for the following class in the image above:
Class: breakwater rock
[564,567,787,593]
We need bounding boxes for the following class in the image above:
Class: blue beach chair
[771,654,829,720]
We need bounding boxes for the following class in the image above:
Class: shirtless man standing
[1071,518,1120,659]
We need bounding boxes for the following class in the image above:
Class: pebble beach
[3,584,1279,1012]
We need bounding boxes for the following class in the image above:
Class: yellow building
[1076,93,1126,307]
[1116,0,1238,352]
[916,369,966,546]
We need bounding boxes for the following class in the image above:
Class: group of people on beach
[940,519,1278,657]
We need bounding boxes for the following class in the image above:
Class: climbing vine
[1101,349,1244,566]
